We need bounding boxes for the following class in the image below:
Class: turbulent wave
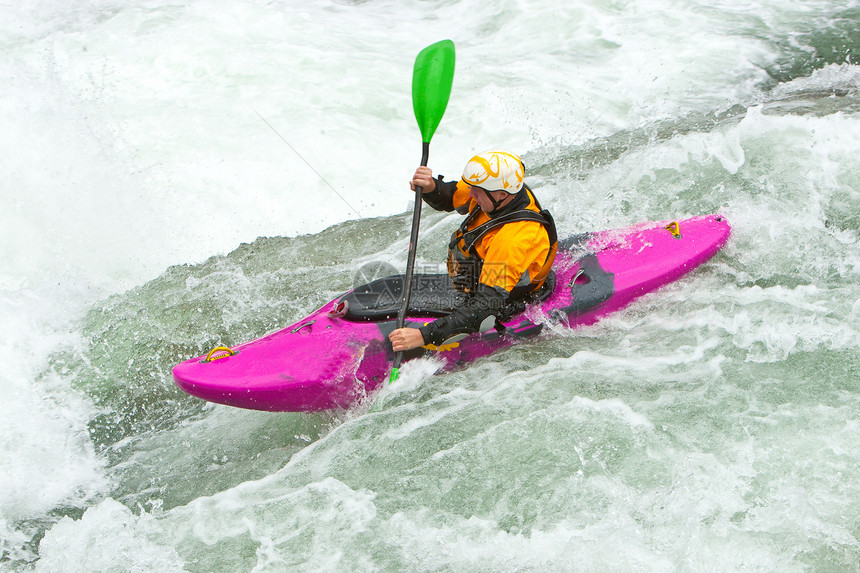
[2,0,859,570]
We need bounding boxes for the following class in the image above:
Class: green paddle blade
[412,40,455,144]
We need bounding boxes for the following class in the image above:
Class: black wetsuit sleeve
[418,283,508,346]
[421,176,458,212]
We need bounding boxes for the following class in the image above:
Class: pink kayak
[173,214,731,412]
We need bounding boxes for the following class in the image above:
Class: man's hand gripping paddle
[389,40,455,384]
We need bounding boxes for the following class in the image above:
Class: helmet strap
[482,188,508,212]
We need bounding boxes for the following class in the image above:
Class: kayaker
[389,150,558,352]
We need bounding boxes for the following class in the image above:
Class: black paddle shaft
[392,141,430,368]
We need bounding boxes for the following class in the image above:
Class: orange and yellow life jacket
[446,181,558,299]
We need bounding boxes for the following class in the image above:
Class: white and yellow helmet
[461,150,525,194]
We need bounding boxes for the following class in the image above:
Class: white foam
[0,288,110,562]
[35,499,185,572]
[3,0,860,569]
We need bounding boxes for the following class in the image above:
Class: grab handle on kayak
[291,320,315,334]
[204,346,235,362]
[665,221,681,239]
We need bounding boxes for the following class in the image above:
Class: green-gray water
[2,1,859,570]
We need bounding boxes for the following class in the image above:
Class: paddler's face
[469,185,508,213]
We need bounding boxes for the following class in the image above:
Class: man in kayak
[389,150,558,352]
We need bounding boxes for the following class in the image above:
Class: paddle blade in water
[412,40,455,144]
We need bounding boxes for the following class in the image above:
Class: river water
[2,0,859,570]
